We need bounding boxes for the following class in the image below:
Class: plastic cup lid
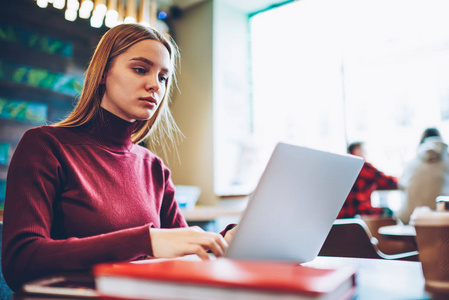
[436,195,449,203]
[411,207,449,226]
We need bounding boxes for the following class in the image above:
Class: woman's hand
[150,226,228,260]
[223,226,237,245]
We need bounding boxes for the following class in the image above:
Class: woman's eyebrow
[130,57,170,73]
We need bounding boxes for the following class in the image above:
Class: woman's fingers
[150,227,228,259]
[188,244,210,260]
[187,228,228,257]
[197,234,226,257]
[224,226,237,245]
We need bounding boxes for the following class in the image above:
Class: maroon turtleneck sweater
[2,108,188,291]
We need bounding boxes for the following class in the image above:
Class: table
[181,203,246,222]
[181,198,247,232]
[12,256,433,300]
[378,224,417,244]
[307,256,429,299]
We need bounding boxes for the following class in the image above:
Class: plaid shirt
[337,162,398,218]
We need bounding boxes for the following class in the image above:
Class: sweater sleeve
[1,129,153,291]
[158,164,188,229]
[364,162,399,190]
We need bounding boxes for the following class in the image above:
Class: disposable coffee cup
[411,208,449,295]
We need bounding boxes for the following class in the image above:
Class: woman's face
[100,39,171,122]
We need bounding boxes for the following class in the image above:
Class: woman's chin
[134,110,155,121]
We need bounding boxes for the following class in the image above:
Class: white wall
[168,0,251,205]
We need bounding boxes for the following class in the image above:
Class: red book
[94,258,356,300]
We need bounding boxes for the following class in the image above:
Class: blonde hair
[54,23,181,154]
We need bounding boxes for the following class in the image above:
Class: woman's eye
[133,68,146,74]
[159,76,168,83]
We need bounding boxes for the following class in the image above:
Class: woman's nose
[146,76,160,91]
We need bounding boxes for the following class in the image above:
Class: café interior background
[2,0,449,211]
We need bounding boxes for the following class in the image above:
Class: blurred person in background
[398,127,449,224]
[338,141,398,219]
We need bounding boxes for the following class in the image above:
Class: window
[215,0,449,199]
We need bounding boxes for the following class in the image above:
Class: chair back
[361,216,418,254]
[318,218,419,261]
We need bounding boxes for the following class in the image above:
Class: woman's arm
[1,130,152,290]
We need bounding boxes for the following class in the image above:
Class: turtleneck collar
[79,107,137,152]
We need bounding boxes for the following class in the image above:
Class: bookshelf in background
[0,0,107,211]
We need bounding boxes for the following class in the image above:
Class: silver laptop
[224,142,364,263]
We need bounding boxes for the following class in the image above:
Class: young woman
[2,24,234,291]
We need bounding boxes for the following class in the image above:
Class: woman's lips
[140,97,158,108]
[140,97,157,104]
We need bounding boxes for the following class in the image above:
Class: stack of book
[93,258,356,300]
